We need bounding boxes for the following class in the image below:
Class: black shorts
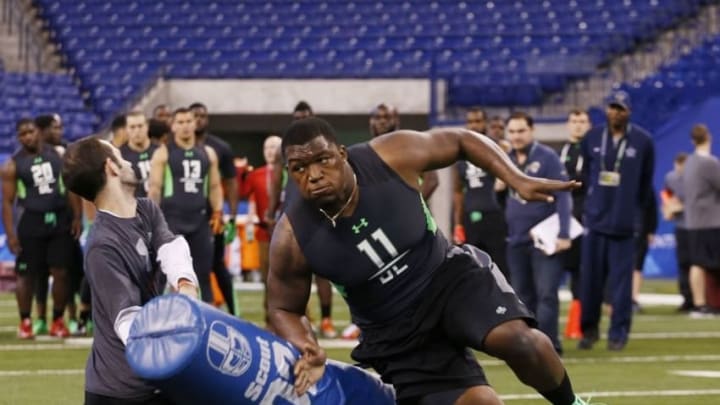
[463,210,508,277]
[675,228,691,271]
[351,245,535,400]
[689,228,720,274]
[15,212,74,275]
[69,239,85,293]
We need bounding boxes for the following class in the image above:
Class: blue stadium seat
[24,0,708,116]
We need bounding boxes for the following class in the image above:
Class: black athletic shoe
[577,329,599,350]
[607,340,626,351]
[676,302,696,313]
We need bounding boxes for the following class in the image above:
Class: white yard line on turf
[0,369,84,377]
[230,283,685,306]
[0,342,91,350]
[485,354,720,367]
[501,389,720,401]
[670,370,720,378]
[0,369,718,403]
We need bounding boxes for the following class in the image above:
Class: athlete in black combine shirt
[120,111,158,198]
[148,108,222,304]
[268,117,589,405]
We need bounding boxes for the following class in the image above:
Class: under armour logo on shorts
[496,306,507,315]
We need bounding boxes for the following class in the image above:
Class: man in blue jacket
[578,91,655,351]
[505,111,572,354]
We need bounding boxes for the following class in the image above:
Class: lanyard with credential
[560,142,583,174]
[600,127,629,173]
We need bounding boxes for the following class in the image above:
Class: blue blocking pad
[126,294,395,405]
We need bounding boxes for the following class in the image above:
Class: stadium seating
[0,71,97,153]
[613,33,720,132]
[31,0,705,119]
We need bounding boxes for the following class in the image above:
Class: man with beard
[63,137,198,404]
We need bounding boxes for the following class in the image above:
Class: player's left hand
[513,177,580,203]
[209,211,224,235]
[176,280,199,299]
[293,344,326,396]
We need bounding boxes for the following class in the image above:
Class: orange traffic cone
[564,299,583,339]
[210,273,225,308]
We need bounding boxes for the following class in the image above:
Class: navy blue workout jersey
[160,142,210,233]
[286,143,450,326]
[12,144,67,213]
[456,160,501,212]
[120,143,158,198]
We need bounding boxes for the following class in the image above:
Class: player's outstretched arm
[267,214,326,395]
[371,128,579,203]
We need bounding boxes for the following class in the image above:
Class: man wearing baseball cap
[576,90,655,351]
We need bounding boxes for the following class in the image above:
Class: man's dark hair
[111,115,126,132]
[467,107,487,119]
[691,124,711,146]
[490,115,505,122]
[34,115,55,131]
[674,152,688,164]
[293,101,313,115]
[153,104,170,114]
[189,102,207,111]
[148,118,170,140]
[16,117,35,132]
[282,117,338,156]
[507,111,534,128]
[62,137,119,201]
[568,108,589,118]
[173,107,193,117]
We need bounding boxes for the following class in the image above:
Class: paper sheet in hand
[529,213,583,256]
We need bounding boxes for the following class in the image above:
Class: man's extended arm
[371,128,578,202]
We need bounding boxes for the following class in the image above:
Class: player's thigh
[46,232,75,271]
[454,385,503,405]
[16,235,50,277]
[442,256,533,349]
[399,385,501,405]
